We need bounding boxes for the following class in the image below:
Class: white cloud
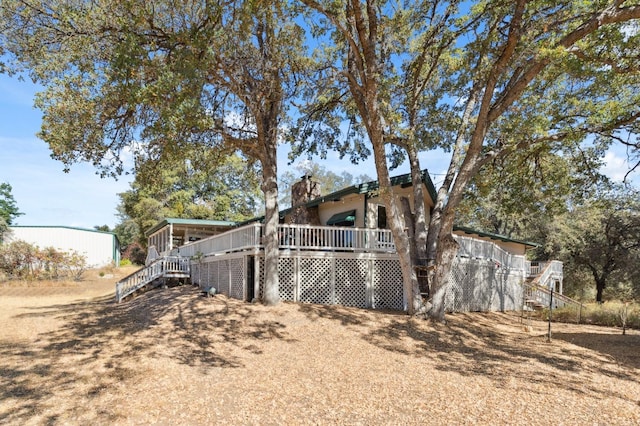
[601,150,633,183]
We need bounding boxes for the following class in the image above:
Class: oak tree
[1,0,307,304]
[297,0,640,318]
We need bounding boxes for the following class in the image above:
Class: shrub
[0,240,87,281]
[539,301,640,330]
[121,242,146,265]
[120,258,132,267]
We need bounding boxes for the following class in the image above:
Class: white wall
[7,226,119,267]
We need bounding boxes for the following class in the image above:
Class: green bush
[119,258,132,267]
[0,240,87,281]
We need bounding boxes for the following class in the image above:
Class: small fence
[115,256,190,302]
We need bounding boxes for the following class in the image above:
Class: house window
[326,210,356,227]
[377,205,387,229]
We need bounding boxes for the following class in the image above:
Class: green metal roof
[453,225,539,249]
[273,169,438,219]
[146,218,237,236]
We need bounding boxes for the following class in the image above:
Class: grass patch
[535,301,640,331]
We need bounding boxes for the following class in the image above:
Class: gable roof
[150,172,538,250]
[248,169,438,223]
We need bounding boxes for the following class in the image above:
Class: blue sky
[0,73,636,229]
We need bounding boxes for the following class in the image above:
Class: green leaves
[0,182,22,226]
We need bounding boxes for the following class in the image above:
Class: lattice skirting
[190,251,525,313]
[190,253,247,301]
[445,257,525,313]
[256,251,404,311]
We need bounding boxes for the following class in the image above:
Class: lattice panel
[190,263,201,287]
[257,257,265,299]
[335,258,367,308]
[299,258,332,305]
[447,258,471,312]
[218,259,230,296]
[372,259,403,310]
[278,257,296,302]
[447,257,522,312]
[229,258,245,300]
[206,262,218,289]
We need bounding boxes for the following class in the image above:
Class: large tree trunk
[428,118,486,319]
[593,273,607,303]
[595,283,605,303]
[430,231,458,320]
[381,185,422,314]
[261,139,280,306]
[371,145,421,314]
[406,145,428,263]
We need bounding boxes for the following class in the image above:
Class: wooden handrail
[115,256,190,302]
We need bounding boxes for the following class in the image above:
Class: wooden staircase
[521,260,583,312]
[115,256,190,303]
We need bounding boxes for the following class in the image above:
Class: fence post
[547,288,554,342]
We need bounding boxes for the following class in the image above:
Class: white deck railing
[527,260,563,278]
[115,256,190,302]
[178,223,263,257]
[522,281,578,310]
[454,235,527,272]
[176,224,555,282]
[526,260,563,289]
[178,223,396,257]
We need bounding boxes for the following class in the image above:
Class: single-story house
[118,170,565,312]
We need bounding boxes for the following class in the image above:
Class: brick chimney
[289,174,321,225]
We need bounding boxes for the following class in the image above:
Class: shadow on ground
[2,285,639,424]
[296,303,640,403]
[0,284,293,423]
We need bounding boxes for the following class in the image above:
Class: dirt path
[1,272,639,425]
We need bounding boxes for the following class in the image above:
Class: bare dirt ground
[1,269,639,425]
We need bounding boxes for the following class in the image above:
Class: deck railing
[115,256,190,302]
[526,260,563,287]
[454,235,527,272]
[178,223,263,257]
[277,224,395,252]
[178,223,396,257]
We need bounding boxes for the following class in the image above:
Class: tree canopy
[544,185,640,302]
[120,151,261,244]
[2,1,640,315]
[0,0,309,305]
[0,182,22,227]
[291,0,640,317]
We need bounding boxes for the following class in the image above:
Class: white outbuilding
[6,226,120,268]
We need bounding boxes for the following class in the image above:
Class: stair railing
[522,281,582,310]
[115,256,190,302]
